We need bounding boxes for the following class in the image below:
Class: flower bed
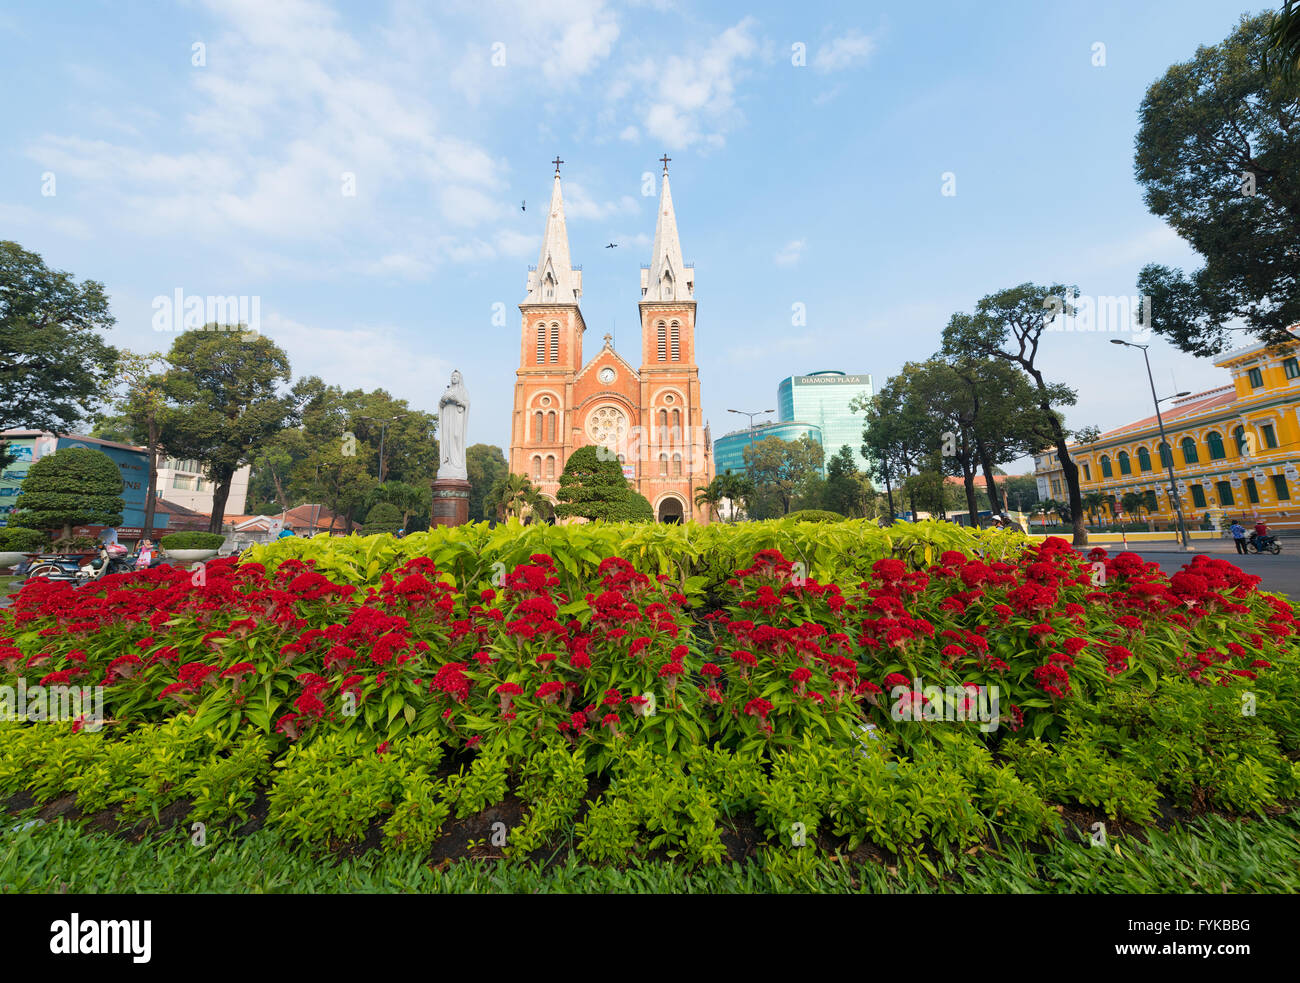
[2,521,1297,880]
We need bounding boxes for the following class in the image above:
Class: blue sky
[0,0,1266,473]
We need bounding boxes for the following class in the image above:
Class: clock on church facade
[509,159,714,523]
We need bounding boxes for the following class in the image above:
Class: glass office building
[777,371,874,472]
[713,421,823,477]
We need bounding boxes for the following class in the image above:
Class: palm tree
[1082,491,1108,526]
[1267,1,1300,78]
[694,482,722,522]
[715,469,756,522]
[1120,491,1146,523]
[486,473,544,523]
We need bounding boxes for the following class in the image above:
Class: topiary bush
[160,532,226,550]
[360,502,402,535]
[554,446,653,523]
[786,509,844,522]
[8,447,125,539]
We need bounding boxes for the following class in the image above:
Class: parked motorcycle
[22,545,166,583]
[1248,534,1283,555]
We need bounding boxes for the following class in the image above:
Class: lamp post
[727,408,775,463]
[1111,340,1192,550]
[358,414,404,484]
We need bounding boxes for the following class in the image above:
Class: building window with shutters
[1181,437,1199,464]
[1190,484,1206,508]
[1081,461,1091,482]
[657,322,667,361]
[1248,367,1263,388]
[1272,474,1291,501]
[1245,477,1260,503]
[659,453,668,476]
[550,323,559,362]
[532,456,542,481]
[1285,357,1300,380]
[545,456,555,480]
[1207,432,1225,460]
[536,324,545,363]
[1262,423,1277,448]
[534,411,544,442]
[1137,446,1151,472]
[547,412,556,442]
[670,322,680,360]
[1159,442,1173,468]
[672,453,682,477]
[1118,450,1131,475]
[1101,455,1112,478]
[1216,480,1234,506]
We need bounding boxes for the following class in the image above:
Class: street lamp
[357,414,405,484]
[727,408,775,463]
[1111,339,1192,549]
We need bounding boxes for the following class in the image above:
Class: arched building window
[670,322,680,360]
[1159,442,1173,468]
[550,323,559,362]
[545,456,555,480]
[657,322,667,361]
[1207,431,1226,460]
[1180,437,1199,465]
[534,411,544,442]
[546,411,556,442]
[672,453,682,477]
[1118,450,1131,475]
[532,456,542,481]
[1137,446,1152,472]
[536,324,545,363]
[659,453,668,476]
[1100,455,1112,478]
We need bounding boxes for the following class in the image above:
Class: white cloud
[813,31,877,73]
[623,17,761,149]
[774,239,806,266]
[619,124,640,141]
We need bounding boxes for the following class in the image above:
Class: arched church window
[536,324,545,363]
[550,323,559,362]
[545,456,555,480]
[532,456,542,481]
[546,411,556,442]
[534,411,543,442]
[657,322,667,361]
[672,453,682,477]
[659,453,668,476]
[670,322,680,360]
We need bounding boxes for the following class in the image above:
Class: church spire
[526,167,581,303]
[641,158,693,302]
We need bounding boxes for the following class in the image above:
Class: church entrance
[657,497,684,524]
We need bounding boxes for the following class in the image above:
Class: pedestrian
[1230,519,1247,555]
[135,538,155,571]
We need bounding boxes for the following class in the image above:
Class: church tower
[511,162,585,498]
[636,157,710,522]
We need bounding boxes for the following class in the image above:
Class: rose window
[586,406,628,447]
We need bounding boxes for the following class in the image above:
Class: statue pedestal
[431,478,471,528]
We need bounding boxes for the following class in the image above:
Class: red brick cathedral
[510,160,714,523]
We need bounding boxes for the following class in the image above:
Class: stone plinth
[431,478,471,528]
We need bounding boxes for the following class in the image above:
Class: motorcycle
[1248,534,1282,555]
[22,545,164,583]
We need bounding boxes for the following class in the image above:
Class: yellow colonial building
[1036,339,1300,531]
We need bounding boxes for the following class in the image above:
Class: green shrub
[9,446,124,538]
[360,502,402,536]
[0,527,48,552]
[160,532,226,550]
[786,509,844,522]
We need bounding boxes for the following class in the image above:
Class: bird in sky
[606,242,618,248]
[520,201,526,212]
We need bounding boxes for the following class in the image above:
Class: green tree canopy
[1135,13,1300,355]
[157,329,296,532]
[10,446,124,539]
[0,241,118,466]
[360,501,402,535]
[743,434,824,518]
[467,444,509,524]
[554,446,653,523]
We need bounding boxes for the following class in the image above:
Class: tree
[554,446,653,523]
[1082,490,1109,526]
[942,284,1093,545]
[466,444,509,524]
[103,351,168,537]
[693,482,723,522]
[1134,14,1300,356]
[360,502,402,535]
[822,446,871,517]
[743,435,824,518]
[486,473,543,523]
[157,329,296,533]
[367,481,430,529]
[0,241,118,466]
[1120,491,1148,522]
[10,446,124,539]
[1002,474,1040,513]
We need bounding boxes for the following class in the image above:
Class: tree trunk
[1027,370,1087,546]
[975,437,1004,514]
[883,468,895,522]
[143,416,159,538]
[962,468,979,527]
[209,477,232,535]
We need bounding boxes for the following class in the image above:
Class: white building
[154,457,251,515]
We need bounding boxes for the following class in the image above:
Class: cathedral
[509,159,714,523]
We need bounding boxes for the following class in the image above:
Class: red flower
[743,697,773,719]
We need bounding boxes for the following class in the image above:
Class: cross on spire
[552,156,564,174]
[659,153,671,174]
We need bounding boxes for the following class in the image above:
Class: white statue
[438,369,470,480]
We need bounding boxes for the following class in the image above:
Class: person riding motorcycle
[1249,519,1269,551]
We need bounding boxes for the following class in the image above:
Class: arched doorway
[657,496,684,524]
